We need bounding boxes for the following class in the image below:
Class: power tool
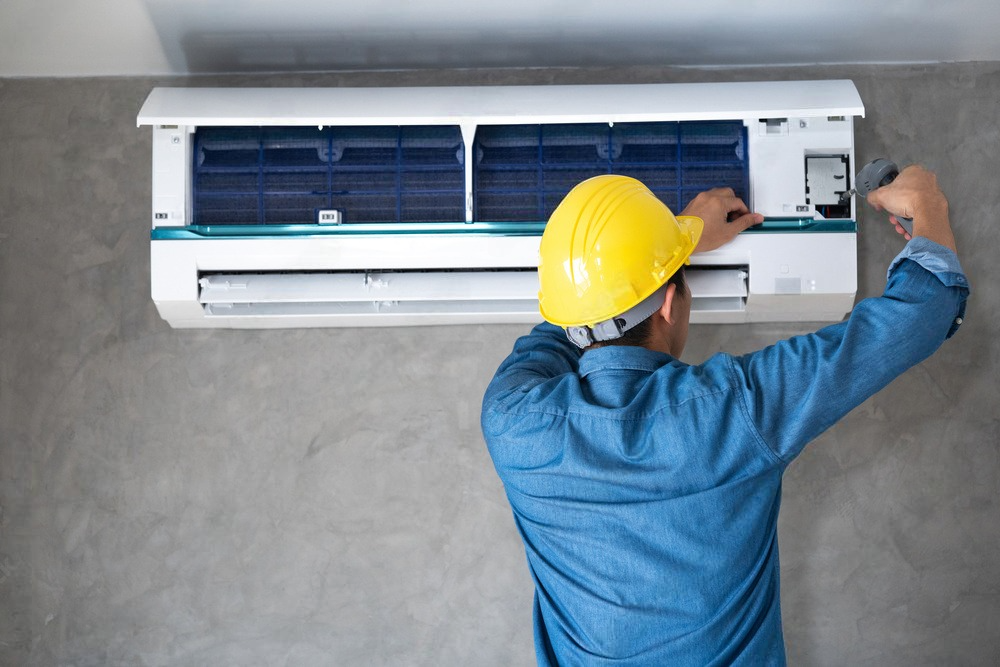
[841,158,914,235]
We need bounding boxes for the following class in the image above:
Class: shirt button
[955,317,964,325]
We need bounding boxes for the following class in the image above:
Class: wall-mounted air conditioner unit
[137,80,864,328]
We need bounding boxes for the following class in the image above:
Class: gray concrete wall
[0,64,997,666]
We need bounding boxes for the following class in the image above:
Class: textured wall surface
[0,64,998,666]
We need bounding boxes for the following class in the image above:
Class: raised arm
[732,166,968,462]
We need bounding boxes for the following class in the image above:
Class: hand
[682,188,764,254]
[866,165,956,252]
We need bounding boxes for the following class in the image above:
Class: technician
[481,168,967,665]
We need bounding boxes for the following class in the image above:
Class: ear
[658,283,678,326]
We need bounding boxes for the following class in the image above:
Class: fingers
[865,186,893,213]
[698,190,749,214]
[704,188,744,213]
[890,216,912,240]
[681,189,756,232]
[723,195,751,216]
[867,185,906,220]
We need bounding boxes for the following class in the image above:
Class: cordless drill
[841,158,914,235]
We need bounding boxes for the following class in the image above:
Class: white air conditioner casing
[137,81,865,328]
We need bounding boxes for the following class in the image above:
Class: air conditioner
[137,80,864,328]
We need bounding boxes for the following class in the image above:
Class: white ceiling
[3,0,1000,77]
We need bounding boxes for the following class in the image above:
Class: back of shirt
[485,341,788,665]
[482,239,968,666]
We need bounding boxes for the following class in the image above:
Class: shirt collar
[578,345,676,379]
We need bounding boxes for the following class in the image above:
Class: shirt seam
[723,355,786,467]
[493,384,735,422]
[579,357,672,377]
[580,367,662,380]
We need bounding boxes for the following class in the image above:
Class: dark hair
[589,268,687,349]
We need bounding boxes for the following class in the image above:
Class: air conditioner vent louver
[686,266,749,314]
[197,270,541,324]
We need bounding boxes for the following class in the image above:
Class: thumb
[730,212,763,231]
[866,189,885,212]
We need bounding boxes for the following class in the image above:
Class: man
[481,169,968,665]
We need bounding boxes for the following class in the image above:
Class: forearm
[910,198,957,253]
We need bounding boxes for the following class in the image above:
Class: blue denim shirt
[482,238,968,666]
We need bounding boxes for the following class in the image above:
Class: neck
[644,337,680,358]
[645,315,685,358]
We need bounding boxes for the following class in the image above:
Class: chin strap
[564,283,669,349]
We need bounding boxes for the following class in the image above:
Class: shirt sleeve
[483,322,582,405]
[729,238,969,464]
[481,323,582,469]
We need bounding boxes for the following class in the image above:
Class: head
[590,267,691,357]
[536,175,702,358]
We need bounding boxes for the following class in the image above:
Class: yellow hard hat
[538,174,703,331]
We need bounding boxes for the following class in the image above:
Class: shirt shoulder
[482,347,777,474]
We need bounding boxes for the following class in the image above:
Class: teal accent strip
[150,218,856,241]
[743,218,857,233]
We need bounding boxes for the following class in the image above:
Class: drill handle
[878,169,915,235]
[894,215,914,236]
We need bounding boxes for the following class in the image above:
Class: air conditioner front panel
[140,81,863,329]
[137,81,864,128]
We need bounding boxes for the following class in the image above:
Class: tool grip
[864,160,914,237]
[894,214,914,236]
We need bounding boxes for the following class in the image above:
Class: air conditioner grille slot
[193,126,467,225]
[203,300,540,319]
[474,121,748,221]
